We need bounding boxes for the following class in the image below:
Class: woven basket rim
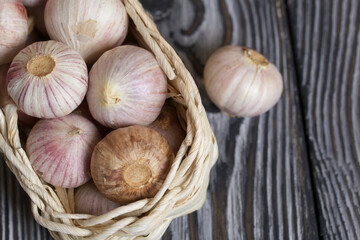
[0,0,219,239]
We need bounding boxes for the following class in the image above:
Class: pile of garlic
[1,0,283,216]
[0,0,185,215]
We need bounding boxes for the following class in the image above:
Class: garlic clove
[204,45,283,117]
[75,181,120,216]
[87,45,168,129]
[91,125,174,204]
[7,40,88,119]
[148,103,186,154]
[44,0,128,63]
[0,1,28,65]
[26,113,102,188]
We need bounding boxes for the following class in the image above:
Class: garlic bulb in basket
[26,114,102,188]
[87,45,168,128]
[149,103,186,154]
[0,1,28,65]
[75,181,120,215]
[91,125,174,204]
[7,40,88,119]
[204,45,283,117]
[44,0,128,63]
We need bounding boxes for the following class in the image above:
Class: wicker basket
[0,0,219,239]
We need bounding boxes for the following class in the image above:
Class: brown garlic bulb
[148,103,186,154]
[91,125,174,204]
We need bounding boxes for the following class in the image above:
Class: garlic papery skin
[149,103,186,154]
[0,1,28,65]
[204,45,283,117]
[26,114,102,188]
[75,181,120,216]
[87,45,168,129]
[91,125,174,204]
[7,40,88,119]
[44,0,128,63]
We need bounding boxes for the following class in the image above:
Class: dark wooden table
[1,0,360,239]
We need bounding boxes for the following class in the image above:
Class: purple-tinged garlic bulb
[26,114,102,188]
[0,64,39,127]
[204,45,283,117]
[44,0,128,63]
[87,45,168,129]
[0,1,28,65]
[91,126,174,204]
[75,181,120,215]
[7,40,88,119]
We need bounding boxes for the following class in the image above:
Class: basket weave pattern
[0,0,218,239]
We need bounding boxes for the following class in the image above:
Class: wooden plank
[149,0,319,239]
[0,157,52,239]
[286,0,360,238]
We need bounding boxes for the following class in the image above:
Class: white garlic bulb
[44,0,128,63]
[75,181,120,215]
[87,45,168,129]
[26,114,102,188]
[0,1,28,65]
[7,40,88,119]
[204,45,283,117]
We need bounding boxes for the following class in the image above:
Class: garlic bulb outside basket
[204,45,283,117]
[44,0,128,63]
[7,40,88,119]
[0,1,28,65]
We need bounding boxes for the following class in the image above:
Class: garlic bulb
[22,0,47,7]
[7,40,88,119]
[87,45,168,128]
[0,1,28,65]
[26,114,102,188]
[149,103,186,154]
[0,64,39,127]
[44,0,128,63]
[204,45,283,117]
[91,125,174,204]
[75,181,120,215]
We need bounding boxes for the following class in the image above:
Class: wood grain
[0,156,51,239]
[153,0,319,239]
[287,0,360,239]
[0,0,321,239]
